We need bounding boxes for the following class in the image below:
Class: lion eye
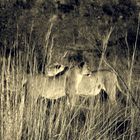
[98,85,101,89]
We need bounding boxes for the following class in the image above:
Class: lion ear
[55,65,61,69]
[79,61,85,68]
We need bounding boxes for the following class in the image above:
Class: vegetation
[0,0,140,139]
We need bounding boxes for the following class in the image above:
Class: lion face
[78,62,91,75]
[46,63,65,77]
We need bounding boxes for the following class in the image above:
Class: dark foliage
[0,0,139,73]
[68,52,84,64]
[56,1,75,13]
[13,1,34,9]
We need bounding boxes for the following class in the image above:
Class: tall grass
[0,43,139,140]
[0,15,140,140]
[0,50,26,140]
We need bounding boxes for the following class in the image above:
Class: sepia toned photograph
[0,0,140,139]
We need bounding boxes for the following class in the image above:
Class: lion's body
[65,62,91,106]
[27,74,66,101]
[27,61,122,106]
[77,70,122,103]
[27,62,90,105]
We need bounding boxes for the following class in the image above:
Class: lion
[77,70,122,104]
[65,61,91,107]
[45,63,122,106]
[26,61,90,104]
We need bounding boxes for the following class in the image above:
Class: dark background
[0,0,139,78]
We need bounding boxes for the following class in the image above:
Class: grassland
[0,0,140,140]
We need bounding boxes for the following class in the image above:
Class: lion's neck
[75,70,83,88]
